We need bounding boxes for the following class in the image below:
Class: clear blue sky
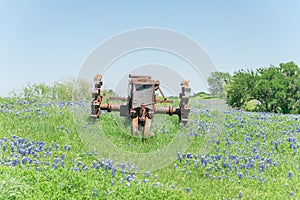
[1,1,300,96]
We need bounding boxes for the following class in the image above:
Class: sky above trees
[1,1,300,96]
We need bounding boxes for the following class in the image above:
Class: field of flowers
[0,95,299,199]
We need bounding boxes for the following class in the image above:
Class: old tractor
[91,74,191,137]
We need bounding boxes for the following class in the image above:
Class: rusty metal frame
[91,74,191,137]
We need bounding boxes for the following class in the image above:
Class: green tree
[226,62,300,114]
[226,69,257,109]
[207,71,231,99]
[253,62,300,113]
[252,66,283,112]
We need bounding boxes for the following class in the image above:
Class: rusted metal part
[143,117,152,137]
[109,96,128,101]
[132,116,138,135]
[129,74,151,79]
[139,106,147,122]
[99,103,120,112]
[178,81,191,125]
[91,73,191,137]
[154,106,177,115]
[132,84,154,110]
[91,74,103,119]
[141,99,173,107]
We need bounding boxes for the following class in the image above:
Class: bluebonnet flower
[10,145,15,153]
[143,179,149,184]
[237,172,243,179]
[127,175,134,182]
[186,187,191,193]
[33,159,39,166]
[177,152,182,162]
[238,191,243,198]
[54,157,60,164]
[174,163,177,169]
[82,165,88,171]
[12,159,19,166]
[21,157,27,165]
[111,167,116,178]
[260,178,263,183]
[52,163,58,169]
[293,145,297,156]
[119,178,124,184]
[72,167,80,172]
[92,188,98,197]
[259,161,265,172]
[288,171,292,180]
[205,172,208,178]
[144,171,151,177]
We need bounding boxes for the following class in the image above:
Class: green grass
[0,96,300,199]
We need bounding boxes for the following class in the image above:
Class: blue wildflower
[237,172,243,179]
[186,187,191,193]
[21,157,27,165]
[145,171,151,177]
[52,163,58,169]
[111,167,116,178]
[93,188,98,197]
[238,191,242,198]
[82,165,88,171]
[288,171,292,180]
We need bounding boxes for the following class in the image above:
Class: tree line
[208,62,300,114]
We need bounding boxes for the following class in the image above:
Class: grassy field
[0,95,300,199]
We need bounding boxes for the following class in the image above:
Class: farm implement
[91,74,191,137]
